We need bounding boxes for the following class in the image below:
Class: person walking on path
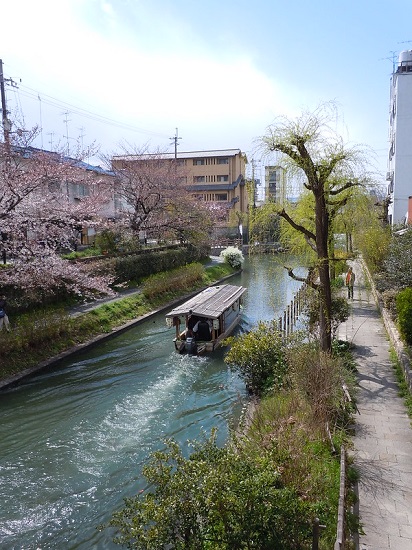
[345,266,355,299]
[0,295,10,332]
[338,259,412,549]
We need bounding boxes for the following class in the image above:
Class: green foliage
[279,192,316,260]
[202,263,237,285]
[61,247,103,260]
[330,276,344,290]
[374,227,412,291]
[219,246,244,269]
[287,343,356,429]
[142,263,204,300]
[224,321,289,396]
[114,245,209,284]
[390,348,412,418]
[302,288,350,338]
[95,229,119,253]
[357,224,391,275]
[396,288,412,345]
[107,432,317,549]
[249,202,280,244]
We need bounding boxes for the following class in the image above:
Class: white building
[387,50,412,225]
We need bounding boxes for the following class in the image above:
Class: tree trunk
[315,190,332,352]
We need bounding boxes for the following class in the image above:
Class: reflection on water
[0,254,305,549]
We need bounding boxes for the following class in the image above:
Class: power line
[4,73,171,140]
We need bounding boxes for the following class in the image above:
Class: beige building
[112,148,249,239]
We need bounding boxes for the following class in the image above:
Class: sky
[1,0,412,183]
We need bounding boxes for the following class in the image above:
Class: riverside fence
[277,283,308,335]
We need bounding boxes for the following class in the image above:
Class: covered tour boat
[165,284,247,354]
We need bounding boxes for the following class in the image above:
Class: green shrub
[396,288,412,345]
[106,433,316,549]
[114,245,209,284]
[224,320,288,395]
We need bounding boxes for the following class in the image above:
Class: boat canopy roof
[165,284,246,320]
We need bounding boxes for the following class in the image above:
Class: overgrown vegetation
[106,330,357,549]
[374,226,412,291]
[390,348,412,418]
[396,288,412,346]
[107,431,327,549]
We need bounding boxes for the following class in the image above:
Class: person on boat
[193,318,212,341]
[186,310,198,337]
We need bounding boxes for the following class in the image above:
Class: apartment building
[112,148,249,238]
[387,50,412,224]
[265,165,287,205]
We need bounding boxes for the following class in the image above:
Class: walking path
[338,259,412,549]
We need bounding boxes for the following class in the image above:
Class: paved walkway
[338,260,412,549]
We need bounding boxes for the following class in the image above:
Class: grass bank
[0,262,237,383]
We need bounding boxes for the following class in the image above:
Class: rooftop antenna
[47,131,55,151]
[379,51,398,73]
[62,111,71,155]
[170,127,182,159]
[38,94,43,149]
[78,126,86,150]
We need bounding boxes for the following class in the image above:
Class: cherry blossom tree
[0,128,114,302]
[110,145,215,245]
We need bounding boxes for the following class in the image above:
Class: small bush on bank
[224,320,289,395]
[396,288,412,345]
[220,246,244,269]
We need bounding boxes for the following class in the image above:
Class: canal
[0,254,304,549]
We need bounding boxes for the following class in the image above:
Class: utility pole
[170,127,182,159]
[0,59,12,152]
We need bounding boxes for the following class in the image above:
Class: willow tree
[261,104,370,351]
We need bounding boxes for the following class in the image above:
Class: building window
[215,193,227,201]
[73,183,89,198]
[217,175,229,182]
[193,159,205,166]
[217,158,229,164]
[47,179,60,193]
[194,176,205,183]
